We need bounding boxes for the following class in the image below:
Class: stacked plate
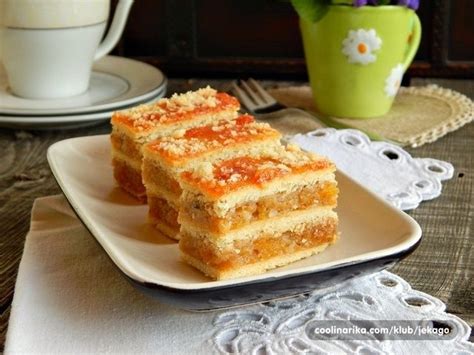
[0,56,167,130]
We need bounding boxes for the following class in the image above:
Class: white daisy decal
[342,29,382,65]
[385,64,404,97]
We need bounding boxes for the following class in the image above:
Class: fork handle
[258,107,328,127]
[258,108,403,145]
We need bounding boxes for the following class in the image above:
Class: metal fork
[232,78,402,144]
[231,78,287,114]
[231,78,326,127]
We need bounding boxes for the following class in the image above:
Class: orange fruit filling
[180,219,337,271]
[112,159,146,201]
[182,182,338,234]
[148,196,180,229]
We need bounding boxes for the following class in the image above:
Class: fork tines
[232,78,282,114]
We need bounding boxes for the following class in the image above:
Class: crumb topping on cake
[111,86,239,131]
[181,149,333,197]
[146,115,280,160]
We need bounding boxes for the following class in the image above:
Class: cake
[110,86,240,201]
[142,114,282,239]
[178,144,339,280]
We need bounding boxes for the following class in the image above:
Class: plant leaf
[291,0,330,23]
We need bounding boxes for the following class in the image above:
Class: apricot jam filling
[113,92,239,131]
[181,182,338,234]
[112,158,146,200]
[148,195,180,229]
[180,219,337,271]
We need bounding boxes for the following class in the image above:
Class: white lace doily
[290,128,454,210]
[211,271,473,354]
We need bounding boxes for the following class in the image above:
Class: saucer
[0,89,165,130]
[0,56,167,116]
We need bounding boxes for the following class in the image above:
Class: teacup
[0,0,134,99]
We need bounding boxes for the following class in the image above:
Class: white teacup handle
[94,0,134,60]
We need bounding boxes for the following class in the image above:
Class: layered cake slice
[178,144,339,280]
[110,87,240,201]
[142,114,282,239]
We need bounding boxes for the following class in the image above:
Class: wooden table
[1,78,472,350]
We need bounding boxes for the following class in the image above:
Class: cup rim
[0,0,109,29]
[4,21,107,31]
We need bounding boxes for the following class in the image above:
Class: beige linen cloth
[5,197,473,354]
[5,196,213,354]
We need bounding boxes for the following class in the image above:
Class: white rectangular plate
[47,135,421,309]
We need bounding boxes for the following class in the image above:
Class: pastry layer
[181,171,336,219]
[111,87,240,140]
[180,218,337,280]
[150,220,180,241]
[111,87,240,200]
[182,243,331,281]
[141,114,283,239]
[110,131,143,162]
[142,140,286,200]
[110,107,238,165]
[110,105,238,162]
[141,115,282,195]
[180,181,338,234]
[144,114,281,167]
[181,207,337,245]
[142,159,183,197]
[112,157,147,202]
[145,180,180,207]
[180,145,335,203]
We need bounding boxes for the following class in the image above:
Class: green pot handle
[402,12,422,71]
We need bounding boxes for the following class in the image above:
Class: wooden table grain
[0,78,472,350]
